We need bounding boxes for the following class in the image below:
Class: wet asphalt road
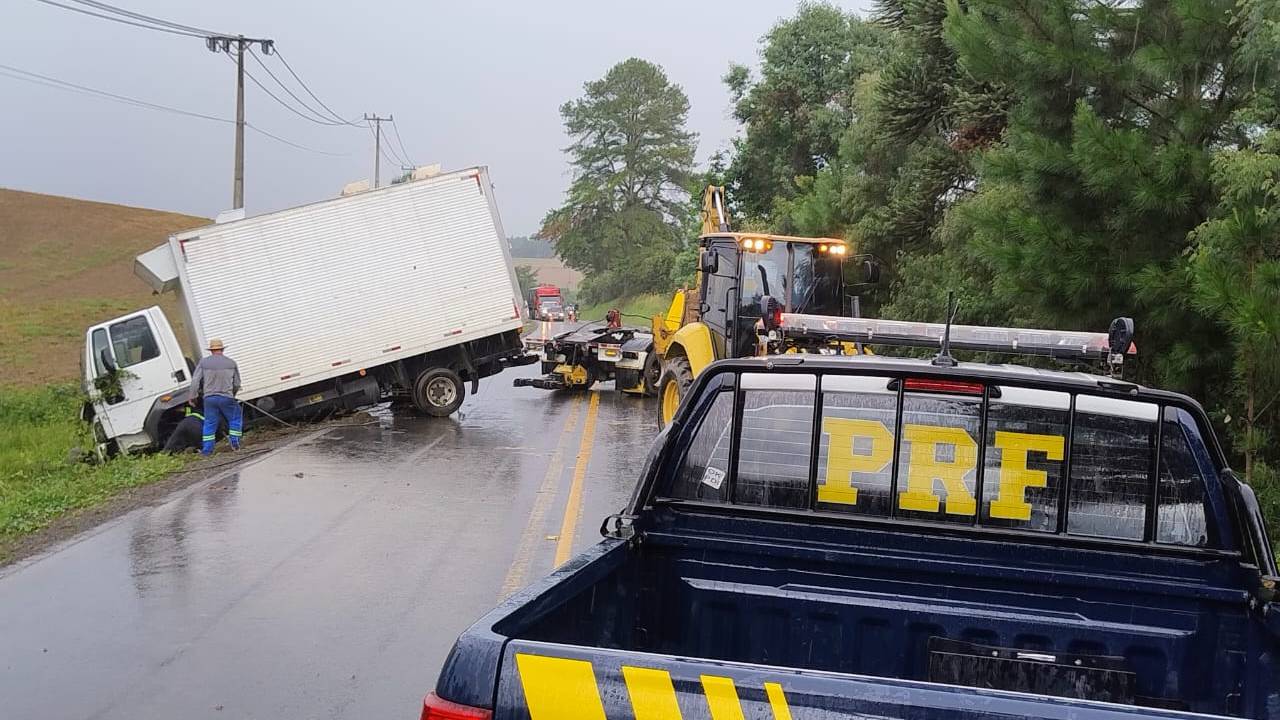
[0,325,659,720]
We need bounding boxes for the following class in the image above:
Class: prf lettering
[819,417,1064,520]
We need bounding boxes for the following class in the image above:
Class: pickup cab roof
[626,353,1272,573]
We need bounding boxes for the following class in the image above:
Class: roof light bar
[780,314,1137,362]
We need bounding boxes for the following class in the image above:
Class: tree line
[538,1,1280,513]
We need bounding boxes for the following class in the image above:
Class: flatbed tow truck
[423,315,1280,720]
[513,323,658,394]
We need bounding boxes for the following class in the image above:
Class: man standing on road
[190,338,243,455]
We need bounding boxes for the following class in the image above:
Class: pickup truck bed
[431,355,1280,720]
[488,515,1254,716]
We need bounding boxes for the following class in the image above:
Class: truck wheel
[413,367,465,417]
[658,356,693,428]
[642,352,661,397]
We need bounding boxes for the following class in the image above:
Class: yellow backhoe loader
[652,187,868,425]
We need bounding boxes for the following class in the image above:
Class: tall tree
[724,2,890,222]
[539,58,697,302]
[942,0,1276,396]
[1190,133,1280,483]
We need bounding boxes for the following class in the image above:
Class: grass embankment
[574,294,671,326]
[0,385,186,553]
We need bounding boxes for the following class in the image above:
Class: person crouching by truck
[190,338,243,455]
[163,399,206,453]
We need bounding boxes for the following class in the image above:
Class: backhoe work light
[741,237,773,253]
[779,314,1138,363]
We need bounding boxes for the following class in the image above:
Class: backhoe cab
[657,231,854,425]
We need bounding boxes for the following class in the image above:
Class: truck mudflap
[495,642,1230,720]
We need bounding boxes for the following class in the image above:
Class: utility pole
[207,35,274,210]
[364,113,392,188]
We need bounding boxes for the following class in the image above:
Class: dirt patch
[0,412,375,569]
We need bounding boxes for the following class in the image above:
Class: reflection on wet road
[0,354,658,720]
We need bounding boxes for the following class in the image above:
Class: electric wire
[389,118,414,167]
[367,120,405,168]
[0,62,348,156]
[64,0,228,36]
[30,0,205,37]
[225,50,350,128]
[272,48,357,126]
[246,48,359,127]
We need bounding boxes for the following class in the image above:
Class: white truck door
[86,308,187,453]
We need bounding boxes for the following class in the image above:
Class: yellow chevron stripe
[622,666,683,720]
[700,675,746,720]
[515,654,607,720]
[764,682,793,720]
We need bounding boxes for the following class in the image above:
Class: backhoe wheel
[658,356,693,428]
[413,367,465,417]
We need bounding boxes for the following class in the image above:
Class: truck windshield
[109,316,159,368]
[664,372,1214,549]
[739,243,843,317]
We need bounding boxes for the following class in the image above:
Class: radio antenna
[932,291,959,367]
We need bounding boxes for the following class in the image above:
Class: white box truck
[81,166,533,455]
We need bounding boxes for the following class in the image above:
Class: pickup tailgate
[496,641,1229,720]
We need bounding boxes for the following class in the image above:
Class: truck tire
[658,356,693,428]
[643,352,661,397]
[413,367,465,417]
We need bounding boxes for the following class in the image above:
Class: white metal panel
[172,167,523,400]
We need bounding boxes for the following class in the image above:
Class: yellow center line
[499,393,584,599]
[554,391,601,567]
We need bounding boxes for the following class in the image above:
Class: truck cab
[82,306,190,457]
[427,319,1280,720]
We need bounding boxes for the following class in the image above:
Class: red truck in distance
[529,285,565,322]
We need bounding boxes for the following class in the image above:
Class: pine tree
[944,0,1276,396]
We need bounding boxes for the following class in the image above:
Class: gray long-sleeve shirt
[190,353,241,399]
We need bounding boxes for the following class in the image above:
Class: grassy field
[0,384,186,557]
[572,294,673,327]
[0,189,207,387]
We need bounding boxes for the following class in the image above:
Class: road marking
[499,395,584,598]
[554,392,600,567]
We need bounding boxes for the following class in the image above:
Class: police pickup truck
[424,317,1280,720]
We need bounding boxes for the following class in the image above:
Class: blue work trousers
[201,395,243,455]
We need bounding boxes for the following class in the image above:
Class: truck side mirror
[700,251,719,275]
[100,348,117,374]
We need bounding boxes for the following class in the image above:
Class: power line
[369,119,405,167]
[0,62,348,156]
[377,122,407,166]
[273,48,355,126]
[30,0,205,37]
[246,48,357,127]
[225,50,350,128]
[65,0,226,35]
[389,118,414,167]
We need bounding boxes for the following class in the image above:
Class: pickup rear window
[665,372,1213,548]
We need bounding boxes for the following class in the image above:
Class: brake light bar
[780,314,1137,361]
[903,378,985,395]
[420,693,492,720]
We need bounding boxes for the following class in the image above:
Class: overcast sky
[2,1,874,235]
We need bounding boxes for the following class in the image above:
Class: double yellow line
[500,391,602,599]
